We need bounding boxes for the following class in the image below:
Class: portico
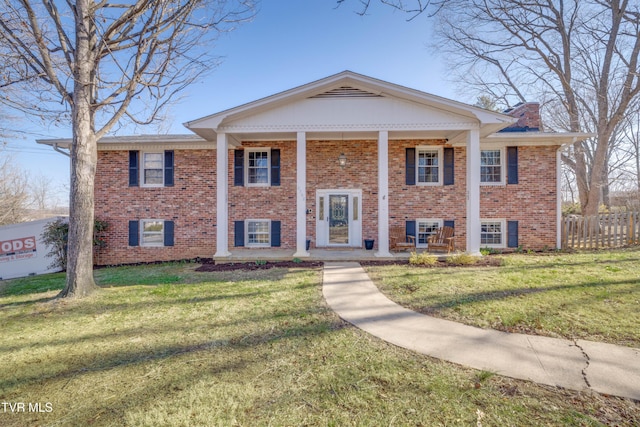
[185,71,506,259]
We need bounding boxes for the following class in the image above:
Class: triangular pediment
[185,71,515,140]
[219,95,477,133]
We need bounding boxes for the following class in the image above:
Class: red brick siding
[228,141,297,249]
[389,140,468,249]
[479,145,558,249]
[94,141,559,263]
[94,149,216,265]
[305,140,378,248]
[389,141,558,250]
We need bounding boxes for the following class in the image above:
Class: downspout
[557,147,562,249]
[53,143,71,157]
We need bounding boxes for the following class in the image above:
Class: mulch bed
[195,260,324,272]
[194,256,504,272]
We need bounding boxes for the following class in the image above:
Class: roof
[36,71,593,149]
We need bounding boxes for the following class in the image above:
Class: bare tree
[0,0,254,298]
[0,154,29,225]
[337,0,445,18]
[29,173,54,211]
[433,1,640,216]
[620,101,640,192]
[349,1,640,216]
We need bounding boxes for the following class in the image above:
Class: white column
[466,129,482,256]
[376,130,392,257]
[294,131,310,257]
[215,132,231,258]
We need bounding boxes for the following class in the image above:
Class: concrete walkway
[322,262,640,401]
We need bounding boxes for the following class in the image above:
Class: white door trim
[316,189,363,247]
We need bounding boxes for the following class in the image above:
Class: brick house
[39,71,589,265]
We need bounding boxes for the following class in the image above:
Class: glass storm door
[329,195,349,244]
[316,190,362,247]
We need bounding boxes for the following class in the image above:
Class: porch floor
[215,248,419,263]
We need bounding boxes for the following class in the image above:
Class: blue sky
[5,0,458,206]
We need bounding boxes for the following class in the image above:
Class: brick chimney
[501,102,542,132]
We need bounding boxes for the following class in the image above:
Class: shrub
[409,252,438,266]
[445,252,478,266]
[41,219,108,271]
[480,247,502,255]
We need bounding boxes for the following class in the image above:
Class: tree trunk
[573,141,591,212]
[57,0,98,298]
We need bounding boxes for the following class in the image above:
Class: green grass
[0,261,638,426]
[365,247,640,348]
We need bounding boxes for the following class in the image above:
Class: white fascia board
[37,134,213,150]
[480,131,594,147]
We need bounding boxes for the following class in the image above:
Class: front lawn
[0,260,638,426]
[365,248,640,348]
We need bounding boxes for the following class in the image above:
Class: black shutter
[406,148,416,186]
[271,221,281,247]
[507,221,519,248]
[128,220,139,246]
[444,220,455,232]
[234,221,245,247]
[443,148,454,185]
[405,220,416,242]
[164,221,174,246]
[271,149,281,186]
[129,151,139,187]
[164,150,174,187]
[234,150,244,186]
[507,147,518,184]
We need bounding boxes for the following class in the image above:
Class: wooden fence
[562,211,640,249]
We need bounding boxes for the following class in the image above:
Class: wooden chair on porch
[389,225,416,252]
[427,226,455,253]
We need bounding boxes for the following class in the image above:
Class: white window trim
[480,218,506,248]
[140,219,165,247]
[246,219,271,248]
[245,148,271,187]
[141,151,165,188]
[416,218,443,248]
[416,146,443,186]
[480,147,506,186]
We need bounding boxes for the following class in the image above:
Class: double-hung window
[234,148,280,187]
[128,219,174,247]
[417,219,442,248]
[480,149,503,184]
[129,150,174,188]
[480,220,505,248]
[246,149,270,186]
[246,220,270,247]
[417,147,442,185]
[142,153,164,186]
[141,220,165,246]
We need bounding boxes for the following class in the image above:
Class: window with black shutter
[507,147,518,184]
[129,151,139,187]
[406,148,416,186]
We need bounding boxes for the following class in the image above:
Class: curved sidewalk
[322,262,640,401]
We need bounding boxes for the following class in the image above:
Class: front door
[316,190,362,247]
[329,194,349,244]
